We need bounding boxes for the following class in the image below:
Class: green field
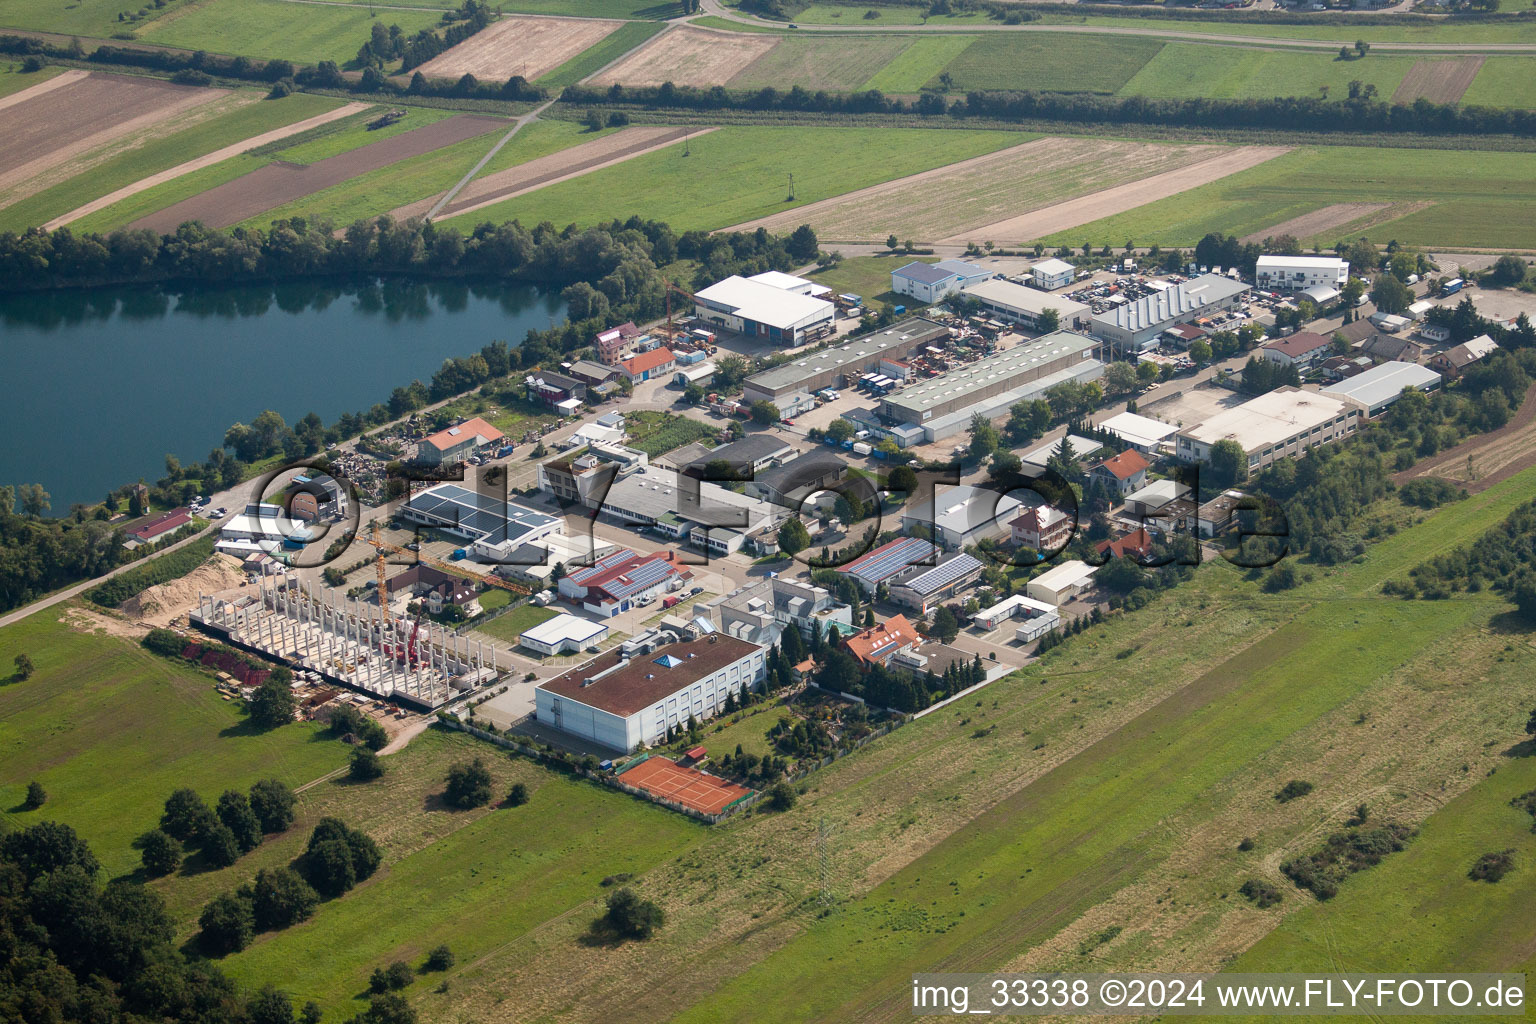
[441,125,1024,232]
[859,34,975,92]
[536,20,668,88]
[805,254,923,305]
[1038,144,1536,250]
[0,0,186,37]
[140,0,445,64]
[71,105,466,234]
[472,602,557,643]
[926,32,1166,93]
[0,91,345,233]
[0,62,60,98]
[1041,11,1536,44]
[1117,42,1418,101]
[1462,55,1536,109]
[0,612,347,878]
[792,4,995,26]
[729,34,911,92]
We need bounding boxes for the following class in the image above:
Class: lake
[0,277,566,510]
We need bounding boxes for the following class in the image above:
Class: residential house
[1429,335,1499,379]
[1009,505,1073,551]
[844,614,923,669]
[1088,450,1150,498]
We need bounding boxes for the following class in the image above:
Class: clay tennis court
[590,25,778,88]
[1391,56,1484,105]
[617,756,753,816]
[0,71,225,194]
[130,113,508,232]
[416,15,623,83]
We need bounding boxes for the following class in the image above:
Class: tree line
[562,80,1536,138]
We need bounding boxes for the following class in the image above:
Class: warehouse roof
[1181,387,1355,452]
[538,635,761,716]
[1256,255,1347,269]
[749,270,830,296]
[1090,274,1248,334]
[1022,434,1102,468]
[893,553,984,597]
[1262,331,1332,359]
[1033,258,1075,277]
[1097,411,1179,449]
[605,466,780,528]
[522,613,608,648]
[566,549,681,601]
[962,278,1089,322]
[403,484,558,547]
[688,435,795,473]
[884,330,1098,416]
[892,261,956,285]
[1320,360,1441,409]
[841,536,937,583]
[743,318,949,395]
[1029,558,1097,594]
[695,276,833,331]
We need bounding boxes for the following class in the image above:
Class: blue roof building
[891,259,993,305]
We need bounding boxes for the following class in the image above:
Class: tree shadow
[1487,610,1535,636]
[421,790,453,814]
[218,717,280,739]
[1502,737,1536,759]
[577,918,626,948]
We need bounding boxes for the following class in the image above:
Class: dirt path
[45,101,374,229]
[1393,383,1536,493]
[1239,201,1390,244]
[1391,55,1484,104]
[937,144,1292,244]
[418,125,713,222]
[0,67,88,114]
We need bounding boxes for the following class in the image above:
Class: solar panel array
[841,536,935,583]
[901,553,983,595]
[404,484,557,546]
[566,549,636,585]
[603,558,676,601]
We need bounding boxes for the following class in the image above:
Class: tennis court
[617,756,753,816]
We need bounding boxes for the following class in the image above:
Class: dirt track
[46,102,374,229]
[1391,56,1484,105]
[590,25,777,88]
[1239,202,1391,244]
[1394,383,1536,494]
[938,144,1291,244]
[130,113,508,232]
[0,71,224,194]
[417,15,623,82]
[416,125,711,222]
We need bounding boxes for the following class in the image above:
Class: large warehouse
[741,318,949,404]
[693,272,836,345]
[879,330,1101,426]
[401,483,564,562]
[1090,274,1250,355]
[1175,386,1360,473]
[1320,360,1441,416]
[1255,255,1349,292]
[962,278,1090,332]
[534,634,767,753]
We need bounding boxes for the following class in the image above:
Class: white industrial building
[534,634,767,753]
[1320,360,1441,417]
[217,503,304,557]
[520,613,610,656]
[962,278,1091,332]
[496,532,617,589]
[400,483,564,562]
[901,484,1026,550]
[1090,274,1250,356]
[1026,559,1098,605]
[1032,258,1076,291]
[741,318,950,404]
[1096,411,1179,455]
[971,593,1059,633]
[1176,386,1360,473]
[890,259,992,303]
[1255,255,1349,292]
[693,272,835,345]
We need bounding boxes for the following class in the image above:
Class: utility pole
[787,172,796,202]
[684,132,690,157]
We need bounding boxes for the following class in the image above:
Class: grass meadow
[1037,144,1536,250]
[0,611,347,878]
[1117,43,1419,101]
[729,35,910,92]
[0,62,61,98]
[1460,56,1536,109]
[924,32,1165,93]
[471,602,558,643]
[859,34,975,92]
[140,0,445,64]
[805,254,922,305]
[0,91,345,232]
[439,124,1023,232]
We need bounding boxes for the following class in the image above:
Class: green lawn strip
[795,4,994,26]
[0,0,176,36]
[472,117,605,178]
[472,603,559,643]
[929,33,1164,93]
[266,105,458,165]
[1037,12,1536,44]
[691,699,783,759]
[501,0,684,17]
[0,612,346,878]
[1036,144,1536,250]
[1228,752,1536,994]
[1462,55,1536,109]
[806,255,924,304]
[0,92,344,233]
[140,0,446,65]
[0,63,61,98]
[688,15,789,32]
[859,34,975,92]
[1116,42,1416,101]
[439,125,1024,232]
[728,34,911,92]
[213,728,703,1014]
[536,21,668,88]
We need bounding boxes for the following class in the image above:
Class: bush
[1238,878,1283,908]
[138,828,182,876]
[251,866,319,930]
[1399,477,1466,509]
[90,537,216,608]
[1237,837,1256,852]
[424,944,455,971]
[249,778,296,833]
[199,891,254,955]
[22,780,45,809]
[299,818,381,898]
[603,887,664,940]
[444,758,492,809]
[505,782,529,807]
[1274,779,1314,803]
[1469,849,1514,883]
[200,822,241,868]
[170,67,212,85]
[350,746,385,781]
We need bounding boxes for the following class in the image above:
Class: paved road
[694,0,1536,52]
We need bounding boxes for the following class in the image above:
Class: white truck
[852,441,873,456]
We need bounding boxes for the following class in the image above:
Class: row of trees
[143,779,296,876]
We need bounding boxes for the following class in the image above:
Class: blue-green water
[0,277,565,510]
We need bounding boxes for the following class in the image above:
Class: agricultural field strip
[44,102,374,228]
[942,144,1291,244]
[432,125,713,220]
[1238,202,1390,244]
[590,24,778,87]
[0,72,225,193]
[1390,55,1484,104]
[128,113,508,231]
[416,15,626,82]
[0,66,87,113]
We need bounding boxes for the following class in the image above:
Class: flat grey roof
[1321,360,1441,408]
[743,318,949,394]
[1091,274,1249,334]
[886,330,1098,415]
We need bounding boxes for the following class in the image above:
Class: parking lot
[1139,382,1250,430]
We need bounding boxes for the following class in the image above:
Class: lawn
[687,698,783,759]
[1045,11,1536,44]
[472,116,603,177]
[1461,55,1536,109]
[140,0,446,64]
[1116,42,1418,101]
[728,35,911,92]
[860,34,975,92]
[0,611,348,878]
[0,91,345,233]
[928,33,1166,94]
[440,125,1024,233]
[805,254,922,306]
[1038,144,1536,250]
[625,409,720,457]
[472,601,558,643]
[0,0,189,36]
[536,21,668,87]
[0,62,60,99]
[793,4,995,26]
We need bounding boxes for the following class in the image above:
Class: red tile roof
[128,508,191,541]
[1262,331,1332,359]
[1095,527,1155,559]
[845,613,921,666]
[620,348,675,375]
[423,417,503,452]
[1094,449,1150,481]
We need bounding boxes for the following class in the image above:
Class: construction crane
[664,281,695,334]
[401,606,424,666]
[363,519,533,600]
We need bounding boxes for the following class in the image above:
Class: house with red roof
[844,614,922,669]
[617,347,676,383]
[417,417,504,466]
[557,548,687,617]
[1010,505,1073,551]
[125,507,191,547]
[1088,449,1150,497]
[1259,331,1333,369]
[1095,527,1156,561]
